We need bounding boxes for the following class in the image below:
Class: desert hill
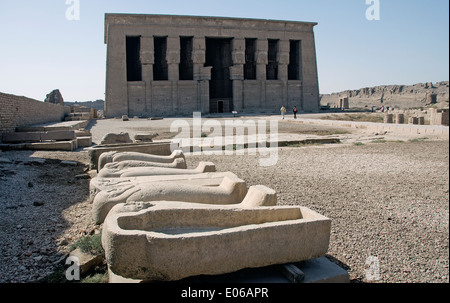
[320,81,449,110]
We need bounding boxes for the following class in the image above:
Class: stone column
[167,37,180,113]
[230,65,244,112]
[140,37,154,114]
[256,39,268,108]
[192,37,210,114]
[167,36,180,81]
[277,40,290,82]
[278,40,290,107]
[231,38,245,112]
[256,39,268,81]
[140,37,154,80]
[198,67,212,114]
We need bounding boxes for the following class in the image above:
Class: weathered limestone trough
[102,195,331,281]
[98,150,185,171]
[93,175,248,224]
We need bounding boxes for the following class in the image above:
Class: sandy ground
[0,114,448,283]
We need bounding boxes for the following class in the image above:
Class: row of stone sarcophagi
[90,149,331,282]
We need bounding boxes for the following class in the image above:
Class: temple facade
[104,14,320,117]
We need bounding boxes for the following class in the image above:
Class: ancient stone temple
[104,14,320,118]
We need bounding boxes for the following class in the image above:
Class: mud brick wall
[0,92,70,137]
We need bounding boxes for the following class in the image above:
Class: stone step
[2,130,76,143]
[77,136,92,148]
[16,120,89,132]
[0,139,78,151]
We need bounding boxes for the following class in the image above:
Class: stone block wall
[0,92,70,137]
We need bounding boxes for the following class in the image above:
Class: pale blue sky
[0,0,448,101]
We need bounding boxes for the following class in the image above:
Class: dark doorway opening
[244,38,257,80]
[288,40,302,81]
[218,100,224,113]
[126,36,142,81]
[205,38,233,113]
[267,39,279,80]
[154,37,168,81]
[179,37,194,80]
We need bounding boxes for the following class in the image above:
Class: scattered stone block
[2,132,41,143]
[77,136,92,148]
[68,248,103,275]
[23,158,46,165]
[26,140,77,151]
[134,133,158,142]
[100,132,133,145]
[40,131,76,141]
[75,174,91,180]
[61,160,78,166]
[122,115,129,121]
[280,264,306,283]
[75,129,92,137]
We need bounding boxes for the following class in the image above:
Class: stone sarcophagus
[91,148,337,282]
[90,170,229,202]
[102,196,331,281]
[98,149,185,171]
[92,175,248,224]
[97,161,215,178]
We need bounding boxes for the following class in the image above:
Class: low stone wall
[0,92,70,137]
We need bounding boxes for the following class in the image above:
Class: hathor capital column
[230,38,245,112]
[192,37,211,114]
[140,36,154,114]
[277,39,290,108]
[167,36,180,113]
[256,39,268,109]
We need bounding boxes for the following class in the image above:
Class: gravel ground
[0,117,448,283]
[0,150,96,283]
[185,140,449,283]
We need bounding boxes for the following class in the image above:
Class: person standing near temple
[280,105,287,119]
[293,106,298,119]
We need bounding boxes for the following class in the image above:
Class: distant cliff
[320,81,449,110]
